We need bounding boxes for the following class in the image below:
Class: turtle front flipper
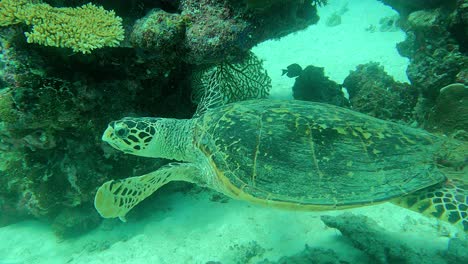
[94,162,202,221]
[392,178,467,232]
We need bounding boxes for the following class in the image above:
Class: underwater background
[0,0,467,263]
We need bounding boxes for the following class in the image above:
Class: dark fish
[282,63,303,78]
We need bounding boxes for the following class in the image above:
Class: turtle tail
[392,178,467,232]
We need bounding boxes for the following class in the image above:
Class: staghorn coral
[0,0,124,53]
[0,0,31,26]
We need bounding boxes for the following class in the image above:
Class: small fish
[282,63,303,78]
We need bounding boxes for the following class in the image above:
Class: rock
[446,238,468,264]
[378,0,454,17]
[320,213,445,264]
[407,9,441,31]
[426,83,468,139]
[130,9,186,64]
[52,207,102,239]
[292,65,349,107]
[258,245,344,264]
[342,62,416,122]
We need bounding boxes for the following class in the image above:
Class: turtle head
[102,117,162,158]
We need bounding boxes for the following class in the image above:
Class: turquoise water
[0,0,466,263]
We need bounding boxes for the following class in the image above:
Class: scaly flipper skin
[393,140,467,232]
[94,163,201,221]
[393,178,467,231]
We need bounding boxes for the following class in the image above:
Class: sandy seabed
[1,1,462,264]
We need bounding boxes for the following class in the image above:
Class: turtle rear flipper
[94,163,201,221]
[393,178,467,232]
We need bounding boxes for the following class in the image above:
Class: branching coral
[0,0,124,53]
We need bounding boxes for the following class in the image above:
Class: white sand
[0,190,460,264]
[253,0,409,99]
[0,1,461,264]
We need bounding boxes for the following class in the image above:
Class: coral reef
[129,9,186,65]
[379,0,456,17]
[387,0,467,132]
[181,0,252,64]
[0,20,194,230]
[447,0,467,53]
[0,0,317,235]
[177,0,320,64]
[0,0,124,53]
[342,62,417,122]
[401,7,465,99]
[425,83,468,139]
[1,0,321,63]
[292,65,349,107]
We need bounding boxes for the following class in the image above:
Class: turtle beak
[102,126,114,143]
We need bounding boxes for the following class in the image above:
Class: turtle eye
[115,126,129,138]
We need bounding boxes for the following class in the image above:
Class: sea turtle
[94,99,467,231]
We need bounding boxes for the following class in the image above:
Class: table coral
[0,0,124,53]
